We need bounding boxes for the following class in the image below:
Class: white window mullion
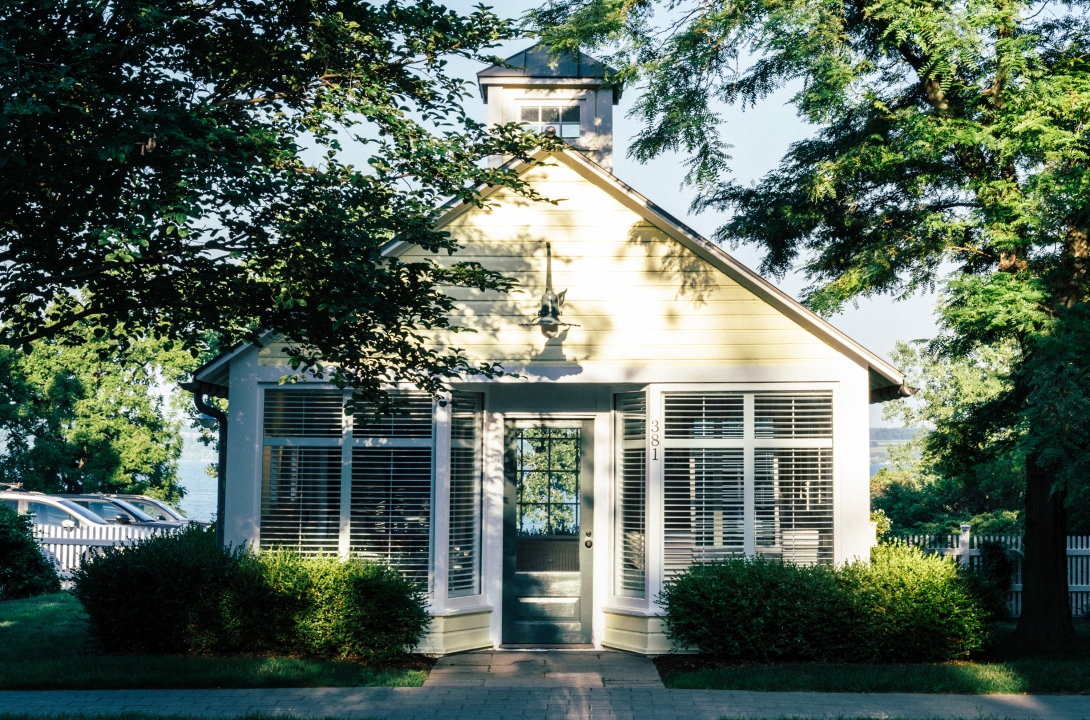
[432,398,451,610]
[339,392,352,558]
[647,385,665,612]
[743,393,756,556]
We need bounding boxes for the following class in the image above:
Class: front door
[502,420,593,645]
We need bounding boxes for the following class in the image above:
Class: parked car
[1,489,109,528]
[106,494,206,527]
[59,494,184,528]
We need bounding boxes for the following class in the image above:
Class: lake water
[177,461,217,522]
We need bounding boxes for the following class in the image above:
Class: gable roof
[197,149,909,402]
[384,148,908,399]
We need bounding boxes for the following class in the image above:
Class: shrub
[661,556,857,661]
[72,525,429,662]
[0,502,60,600]
[262,550,429,664]
[72,525,279,653]
[840,544,991,662]
[660,543,991,663]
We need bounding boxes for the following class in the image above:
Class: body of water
[177,461,217,523]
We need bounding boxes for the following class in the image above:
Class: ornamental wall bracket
[520,242,580,338]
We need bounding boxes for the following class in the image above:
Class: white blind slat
[449,392,482,597]
[614,391,647,599]
[350,448,433,585]
[664,449,744,579]
[260,446,342,554]
[354,392,434,439]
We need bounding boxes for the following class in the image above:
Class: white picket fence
[34,524,168,587]
[891,525,1090,618]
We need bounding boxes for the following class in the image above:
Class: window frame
[515,100,585,141]
[643,382,838,612]
[257,384,438,598]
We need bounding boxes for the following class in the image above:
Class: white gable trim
[386,148,904,391]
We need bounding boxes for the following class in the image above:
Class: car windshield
[124,498,184,521]
[57,499,110,525]
[70,499,137,523]
[106,498,158,522]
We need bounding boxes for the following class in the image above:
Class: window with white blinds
[350,390,434,586]
[264,390,344,438]
[614,392,646,599]
[755,449,833,565]
[350,447,433,584]
[661,390,834,575]
[260,389,436,587]
[448,392,483,597]
[664,449,744,579]
[260,446,342,553]
[260,390,344,553]
[353,393,434,438]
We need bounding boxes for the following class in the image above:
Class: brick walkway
[423,650,665,687]
[3,686,1090,719]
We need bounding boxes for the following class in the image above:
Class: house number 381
[650,420,660,460]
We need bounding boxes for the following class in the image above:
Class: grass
[656,622,1090,694]
[0,593,430,690]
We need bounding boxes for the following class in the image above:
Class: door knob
[585,540,593,548]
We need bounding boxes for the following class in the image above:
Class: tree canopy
[0,316,194,500]
[529,0,1090,644]
[1,0,553,413]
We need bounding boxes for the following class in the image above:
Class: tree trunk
[1012,452,1078,647]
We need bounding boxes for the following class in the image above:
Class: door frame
[501,417,595,645]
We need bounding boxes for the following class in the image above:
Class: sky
[437,1,939,427]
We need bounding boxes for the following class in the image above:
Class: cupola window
[520,105,580,139]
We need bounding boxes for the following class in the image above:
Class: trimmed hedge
[0,502,60,600]
[72,525,428,663]
[661,543,991,662]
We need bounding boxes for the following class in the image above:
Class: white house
[188,46,911,655]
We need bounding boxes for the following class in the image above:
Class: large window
[614,392,647,598]
[448,392,483,597]
[661,390,834,574]
[260,390,344,554]
[260,389,435,586]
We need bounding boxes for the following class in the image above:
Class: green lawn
[657,623,1090,694]
[0,593,430,690]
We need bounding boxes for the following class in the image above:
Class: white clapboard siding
[34,524,167,585]
[394,159,843,369]
[891,529,1090,618]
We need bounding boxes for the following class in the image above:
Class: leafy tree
[0,316,194,500]
[530,0,1090,645]
[873,339,1028,534]
[1,0,553,416]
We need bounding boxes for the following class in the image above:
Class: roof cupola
[477,45,620,170]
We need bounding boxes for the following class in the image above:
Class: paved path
[423,650,664,687]
[3,686,1090,719]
